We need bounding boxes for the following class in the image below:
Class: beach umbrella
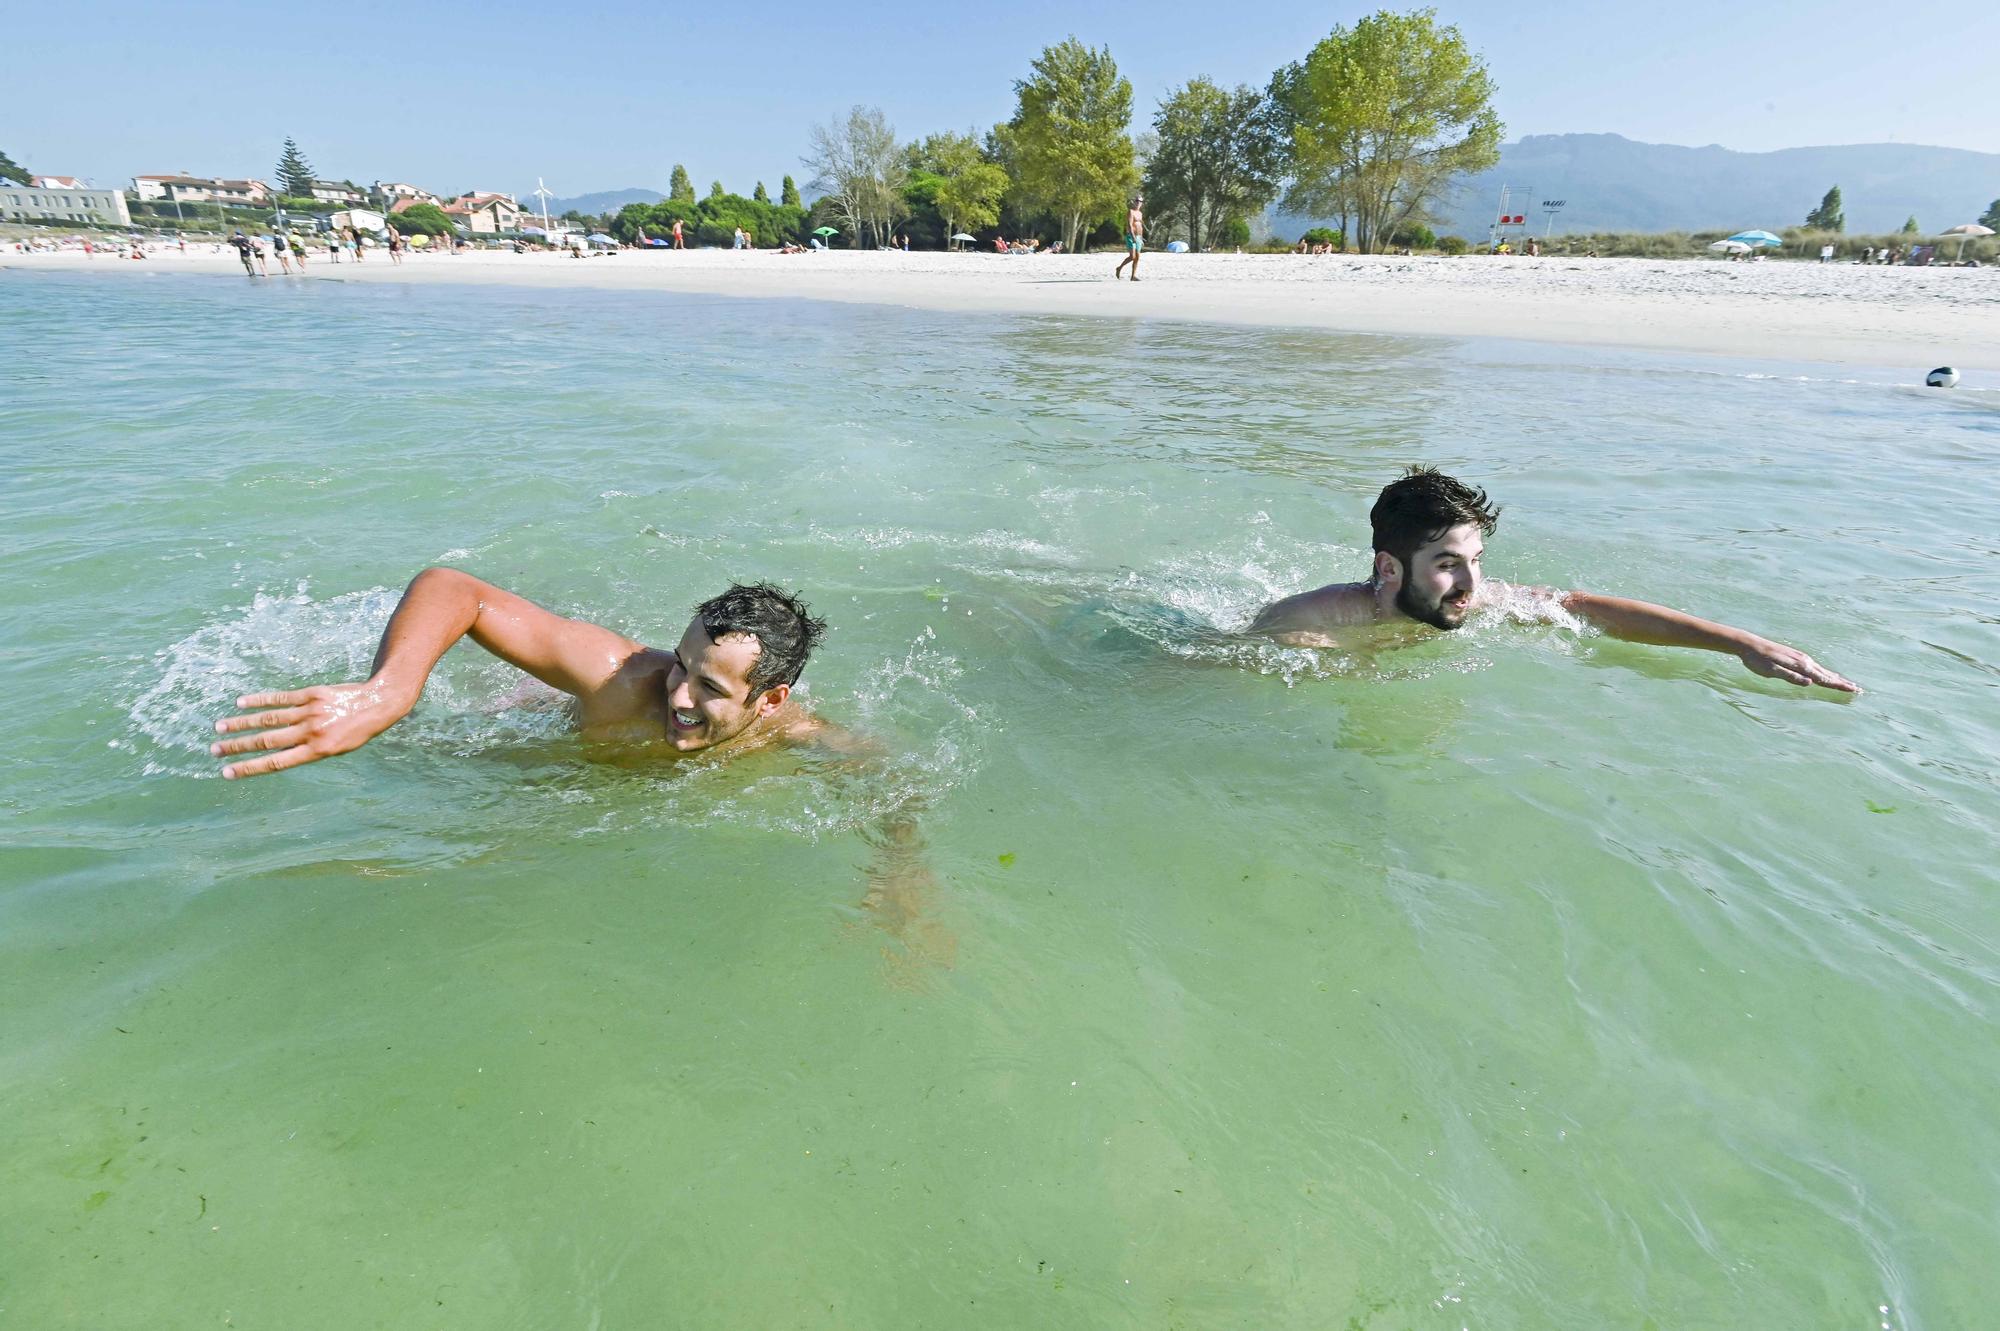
[951,232,976,241]
[1938,222,1994,260]
[587,232,617,247]
[1165,240,1190,253]
[1725,230,1784,248]
[520,225,548,237]
[813,226,838,237]
[1708,239,1751,254]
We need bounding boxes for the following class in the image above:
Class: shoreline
[8,246,1995,371]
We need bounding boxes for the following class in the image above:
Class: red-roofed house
[29,175,87,189]
[442,192,523,234]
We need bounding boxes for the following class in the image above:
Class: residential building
[309,180,368,205]
[372,181,442,207]
[133,175,272,205]
[442,192,524,234]
[29,175,88,189]
[3,182,133,227]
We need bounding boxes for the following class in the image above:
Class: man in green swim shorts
[1251,467,1859,691]
[1114,194,1144,281]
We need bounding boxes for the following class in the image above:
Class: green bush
[1388,224,1436,250]
[609,195,807,248]
[388,202,454,236]
[1299,226,1343,248]
[1437,235,1469,255]
[1219,217,1252,248]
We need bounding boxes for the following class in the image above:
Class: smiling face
[662,618,788,752]
[1382,522,1484,631]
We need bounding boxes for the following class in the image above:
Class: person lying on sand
[1250,467,1859,692]
[212,569,833,779]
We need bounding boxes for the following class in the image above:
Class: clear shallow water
[3,269,1997,1328]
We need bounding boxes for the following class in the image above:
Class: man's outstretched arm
[211,567,644,779]
[1559,590,1859,692]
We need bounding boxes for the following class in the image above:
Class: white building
[309,180,368,205]
[133,175,272,205]
[372,181,442,206]
[2,182,133,227]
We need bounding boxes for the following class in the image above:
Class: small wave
[127,592,984,841]
[127,584,574,778]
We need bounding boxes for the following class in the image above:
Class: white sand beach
[10,244,1995,370]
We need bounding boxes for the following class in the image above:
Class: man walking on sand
[1114,194,1144,281]
[672,218,685,250]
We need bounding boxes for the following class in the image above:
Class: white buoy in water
[1926,367,1959,388]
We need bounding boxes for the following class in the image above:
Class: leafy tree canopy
[1902,214,1920,234]
[909,131,1010,244]
[1143,77,1282,251]
[1980,198,2000,231]
[781,174,801,207]
[997,37,1138,255]
[668,164,695,204]
[1804,184,1844,232]
[754,181,770,203]
[0,148,27,184]
[1270,8,1502,254]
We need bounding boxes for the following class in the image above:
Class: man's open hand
[1738,639,1860,693]
[211,681,412,779]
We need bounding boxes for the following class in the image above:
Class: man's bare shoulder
[1249,582,1377,645]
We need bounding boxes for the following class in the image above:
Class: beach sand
[10,245,1995,370]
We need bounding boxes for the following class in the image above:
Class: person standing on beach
[1250,467,1858,692]
[210,570,830,779]
[1114,195,1144,281]
[672,218,685,250]
[269,231,292,275]
[229,231,257,277]
[386,223,404,265]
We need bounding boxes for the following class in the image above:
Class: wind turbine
[532,177,554,232]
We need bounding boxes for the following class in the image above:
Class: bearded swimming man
[211,568,830,778]
[1249,467,1859,692]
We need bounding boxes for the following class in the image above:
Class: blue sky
[10,0,1994,198]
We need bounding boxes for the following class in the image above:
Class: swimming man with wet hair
[211,568,830,778]
[1250,467,1859,692]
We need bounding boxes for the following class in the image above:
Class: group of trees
[0,148,28,184]
[607,171,808,248]
[779,10,1500,254]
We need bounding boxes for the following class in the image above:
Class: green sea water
[3,269,1997,1329]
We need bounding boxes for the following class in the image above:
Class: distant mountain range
[1278,133,2000,239]
[522,187,665,218]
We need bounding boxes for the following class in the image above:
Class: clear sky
[9,0,1994,198]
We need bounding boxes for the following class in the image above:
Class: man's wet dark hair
[695,582,828,697]
[1370,466,1501,572]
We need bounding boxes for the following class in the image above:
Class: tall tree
[709,180,725,200]
[1981,199,2000,231]
[753,181,770,203]
[911,131,1009,246]
[1804,184,1844,232]
[668,164,695,205]
[804,105,907,247]
[997,38,1138,255]
[275,137,315,198]
[1144,77,1283,251]
[0,148,27,184]
[1270,9,1502,254]
[1902,215,1920,234]
[781,175,801,207]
